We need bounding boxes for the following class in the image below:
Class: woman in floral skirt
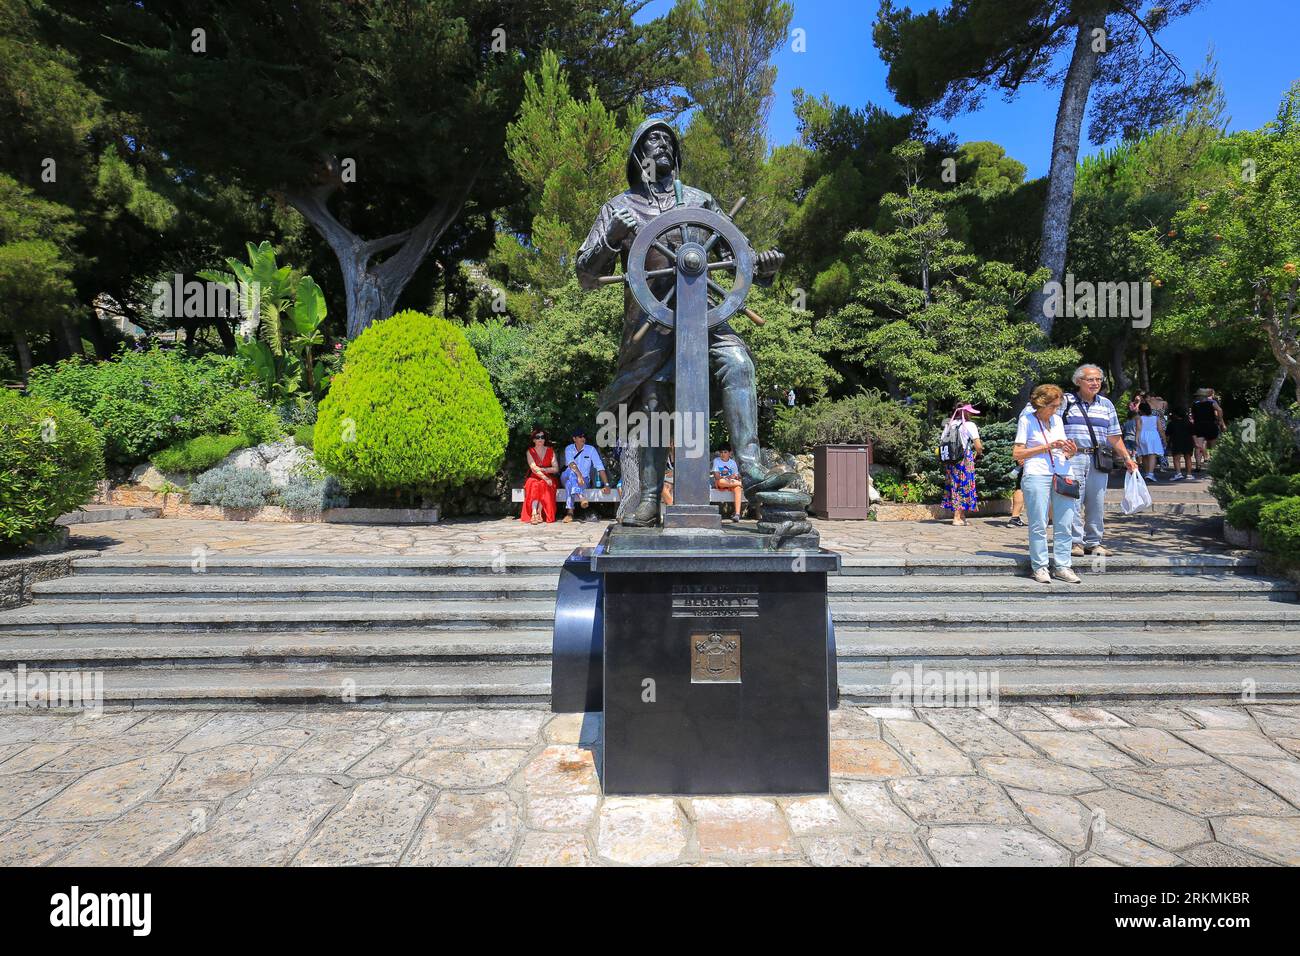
[942,403,985,526]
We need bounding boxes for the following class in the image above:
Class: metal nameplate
[671,584,758,618]
[691,630,741,683]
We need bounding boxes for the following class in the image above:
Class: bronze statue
[576,119,796,527]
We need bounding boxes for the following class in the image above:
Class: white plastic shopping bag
[1122,469,1153,514]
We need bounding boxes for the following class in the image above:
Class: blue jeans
[563,469,591,509]
[1068,452,1109,548]
[1022,474,1080,571]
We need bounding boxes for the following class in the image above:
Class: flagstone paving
[0,701,1297,866]
[64,508,1228,561]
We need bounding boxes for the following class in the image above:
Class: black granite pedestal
[564,525,840,796]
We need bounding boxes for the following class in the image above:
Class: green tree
[825,142,1076,416]
[45,1,686,340]
[676,0,792,247]
[490,50,644,307]
[875,0,1209,340]
[1135,83,1300,444]
[0,174,80,380]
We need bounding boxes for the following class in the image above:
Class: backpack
[939,419,966,465]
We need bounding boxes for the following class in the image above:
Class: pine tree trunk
[60,316,84,359]
[1175,351,1192,407]
[13,329,33,382]
[214,319,237,354]
[1026,11,1107,336]
[1108,328,1130,398]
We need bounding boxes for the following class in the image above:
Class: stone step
[837,554,1257,576]
[6,597,1300,634]
[835,629,1300,661]
[0,629,554,665]
[57,506,161,525]
[69,551,1260,578]
[70,555,568,577]
[32,571,1293,603]
[837,662,1300,702]
[20,661,1300,705]
[0,600,558,634]
[33,574,563,602]
[5,627,1300,671]
[68,663,554,704]
[827,602,1300,630]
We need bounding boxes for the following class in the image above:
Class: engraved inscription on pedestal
[691,630,741,683]
[671,583,758,618]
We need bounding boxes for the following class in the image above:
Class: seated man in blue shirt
[562,429,608,523]
[711,446,744,522]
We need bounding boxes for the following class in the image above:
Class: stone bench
[511,487,743,504]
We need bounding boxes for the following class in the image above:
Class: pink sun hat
[953,404,981,416]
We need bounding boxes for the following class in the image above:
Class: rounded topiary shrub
[1258,496,1300,559]
[315,310,507,501]
[0,390,105,551]
[1246,474,1293,497]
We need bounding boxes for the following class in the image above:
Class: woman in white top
[1013,384,1082,584]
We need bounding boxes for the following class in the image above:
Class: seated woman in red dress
[520,429,559,524]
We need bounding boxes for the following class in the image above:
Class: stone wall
[0,551,97,610]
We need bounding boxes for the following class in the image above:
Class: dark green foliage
[1208,412,1299,507]
[1246,474,1293,497]
[770,389,925,471]
[150,433,250,474]
[316,310,507,499]
[293,424,315,450]
[1259,497,1300,559]
[1226,494,1272,531]
[0,390,104,550]
[24,345,278,465]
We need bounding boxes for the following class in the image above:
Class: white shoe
[1052,568,1081,584]
[1032,567,1052,584]
[1144,473,1157,482]
[1170,473,1185,481]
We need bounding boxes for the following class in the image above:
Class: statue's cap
[627,118,680,189]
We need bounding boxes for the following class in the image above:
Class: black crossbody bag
[1036,416,1080,499]
[1067,395,1115,472]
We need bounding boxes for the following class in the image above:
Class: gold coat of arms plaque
[691,631,741,683]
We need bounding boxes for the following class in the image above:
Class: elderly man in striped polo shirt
[1061,364,1140,557]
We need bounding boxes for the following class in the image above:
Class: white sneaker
[1144,473,1158,482]
[1052,568,1081,584]
[1170,473,1185,481]
[1032,567,1052,584]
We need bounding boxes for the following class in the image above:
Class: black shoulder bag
[1068,395,1114,473]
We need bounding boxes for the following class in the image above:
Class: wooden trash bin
[811,443,872,519]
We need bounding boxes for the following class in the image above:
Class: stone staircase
[1,551,1298,705]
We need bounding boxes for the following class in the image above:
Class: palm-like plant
[200,242,330,402]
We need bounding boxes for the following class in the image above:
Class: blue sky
[637,0,1299,178]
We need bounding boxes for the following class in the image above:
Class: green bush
[24,345,274,466]
[187,465,272,509]
[150,433,251,473]
[1226,494,1273,530]
[0,391,105,550]
[293,423,314,449]
[771,390,925,471]
[316,310,508,500]
[1208,412,1299,507]
[1259,496,1300,559]
[1246,474,1292,497]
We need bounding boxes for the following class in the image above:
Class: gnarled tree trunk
[282,156,480,340]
